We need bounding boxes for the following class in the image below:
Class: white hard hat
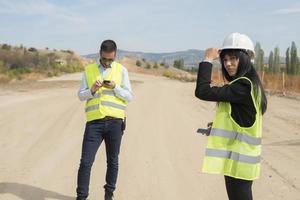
[219,32,255,58]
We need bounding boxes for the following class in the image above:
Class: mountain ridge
[84,49,205,68]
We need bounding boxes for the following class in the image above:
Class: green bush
[162,70,175,78]
[146,63,151,69]
[0,60,6,73]
[136,60,142,67]
[1,44,11,51]
[28,47,37,52]
[0,43,85,81]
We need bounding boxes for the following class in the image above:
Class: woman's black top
[195,62,256,127]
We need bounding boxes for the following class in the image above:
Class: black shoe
[76,197,87,200]
[104,192,114,200]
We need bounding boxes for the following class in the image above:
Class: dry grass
[0,74,10,83]
[162,70,196,82]
[210,70,300,95]
[260,72,300,95]
[2,55,299,96]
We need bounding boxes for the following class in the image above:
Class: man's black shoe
[104,192,114,200]
[76,197,87,200]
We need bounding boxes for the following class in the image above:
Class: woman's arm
[195,61,251,103]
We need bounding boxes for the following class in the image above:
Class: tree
[285,47,290,74]
[0,60,5,73]
[32,52,40,66]
[258,48,264,72]
[173,59,184,69]
[290,41,299,74]
[146,62,151,69]
[273,46,280,73]
[268,51,274,72]
[136,60,142,67]
[2,44,11,51]
[254,42,264,71]
[28,47,37,52]
[153,62,158,69]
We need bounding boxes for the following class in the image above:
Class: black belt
[103,116,119,120]
[98,116,122,121]
[88,117,123,124]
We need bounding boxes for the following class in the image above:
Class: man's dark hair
[100,40,117,52]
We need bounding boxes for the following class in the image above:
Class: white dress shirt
[78,63,133,102]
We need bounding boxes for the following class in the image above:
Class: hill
[85,49,288,69]
[0,44,90,82]
[84,49,205,69]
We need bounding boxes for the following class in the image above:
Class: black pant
[224,176,253,200]
[76,118,123,198]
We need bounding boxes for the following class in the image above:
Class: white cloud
[0,0,86,24]
[273,6,300,15]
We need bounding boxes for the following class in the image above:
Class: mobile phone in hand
[103,80,111,84]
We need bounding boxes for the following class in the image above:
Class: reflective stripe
[210,128,261,145]
[102,90,115,96]
[89,90,115,100]
[101,101,126,110]
[205,148,260,164]
[88,90,115,101]
[87,93,100,103]
[93,93,101,98]
[85,104,99,112]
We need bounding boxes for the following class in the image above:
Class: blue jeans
[76,118,123,198]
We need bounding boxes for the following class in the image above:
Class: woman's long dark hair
[220,49,267,114]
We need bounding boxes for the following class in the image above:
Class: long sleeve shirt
[195,61,256,127]
[78,63,133,103]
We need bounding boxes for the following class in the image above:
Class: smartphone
[103,80,111,84]
[197,128,210,135]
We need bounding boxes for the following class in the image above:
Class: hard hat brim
[218,47,255,59]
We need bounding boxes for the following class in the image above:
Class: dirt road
[0,72,299,200]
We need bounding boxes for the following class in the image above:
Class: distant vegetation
[135,58,170,70]
[0,43,85,82]
[85,49,204,69]
[254,41,300,75]
[162,70,196,82]
[251,42,300,94]
[136,60,142,67]
[131,57,195,82]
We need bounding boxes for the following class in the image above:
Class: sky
[0,0,299,56]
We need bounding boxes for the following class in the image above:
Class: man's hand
[204,48,219,62]
[91,80,102,94]
[103,80,116,89]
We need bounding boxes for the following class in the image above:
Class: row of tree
[172,42,300,75]
[254,41,299,75]
[136,58,169,69]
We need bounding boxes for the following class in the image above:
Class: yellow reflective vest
[202,77,262,180]
[84,62,127,122]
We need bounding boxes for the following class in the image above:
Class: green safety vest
[84,62,127,122]
[202,77,262,180]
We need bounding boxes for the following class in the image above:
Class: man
[76,40,132,200]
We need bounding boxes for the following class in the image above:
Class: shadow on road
[0,182,74,200]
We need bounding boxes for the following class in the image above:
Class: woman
[195,33,267,200]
